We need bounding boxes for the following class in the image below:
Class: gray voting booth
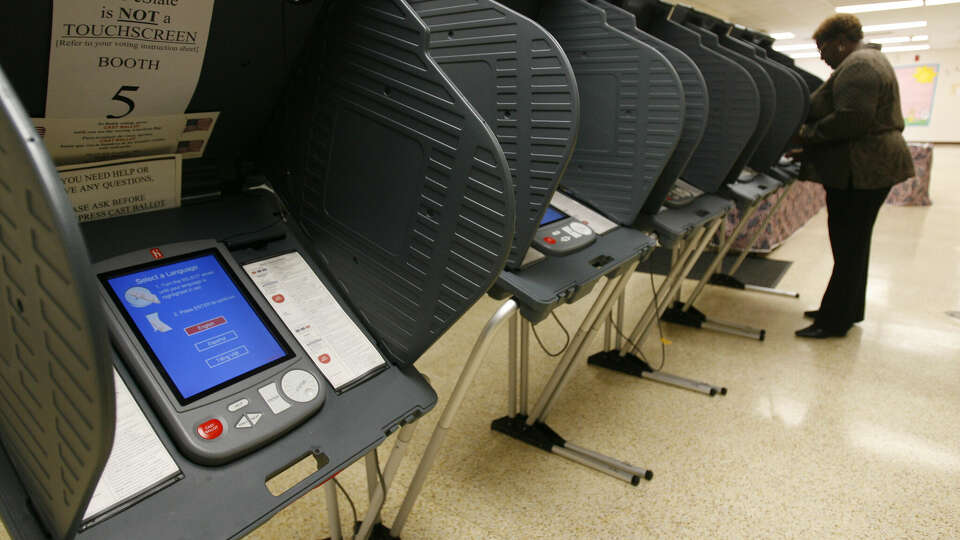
[392,2,686,534]
[0,1,518,539]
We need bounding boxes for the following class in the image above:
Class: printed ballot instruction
[34,112,219,166]
[57,155,181,222]
[46,0,215,118]
[243,253,388,391]
[83,369,181,526]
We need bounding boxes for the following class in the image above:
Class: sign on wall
[895,64,939,127]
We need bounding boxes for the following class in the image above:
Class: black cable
[218,216,285,244]
[647,255,667,371]
[333,478,358,529]
[373,448,386,503]
[531,311,570,357]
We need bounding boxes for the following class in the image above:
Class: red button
[544,237,556,245]
[318,354,331,364]
[197,419,223,440]
[272,294,285,303]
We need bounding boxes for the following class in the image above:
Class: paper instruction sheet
[83,369,181,524]
[57,155,182,223]
[33,112,219,166]
[550,191,618,235]
[243,252,388,391]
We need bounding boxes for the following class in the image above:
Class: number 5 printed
[107,86,140,119]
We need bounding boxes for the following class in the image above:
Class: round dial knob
[281,370,320,403]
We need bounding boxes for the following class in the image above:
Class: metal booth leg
[588,219,727,396]
[661,202,766,341]
[623,227,706,350]
[715,182,801,298]
[325,481,343,540]
[492,261,654,485]
[390,300,519,537]
[355,422,419,540]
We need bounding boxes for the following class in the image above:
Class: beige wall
[797,48,960,143]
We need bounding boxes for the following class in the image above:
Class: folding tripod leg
[356,422,418,540]
[527,261,639,425]
[683,200,760,308]
[628,218,723,352]
[520,318,530,416]
[508,311,519,417]
[728,182,797,276]
[622,228,705,351]
[325,481,342,540]
[720,182,801,298]
[391,300,519,537]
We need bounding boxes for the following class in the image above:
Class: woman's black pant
[816,185,891,332]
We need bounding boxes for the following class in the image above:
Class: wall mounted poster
[895,64,939,127]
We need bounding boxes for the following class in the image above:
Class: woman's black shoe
[803,310,819,319]
[795,324,847,338]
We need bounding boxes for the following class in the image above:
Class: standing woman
[795,14,915,338]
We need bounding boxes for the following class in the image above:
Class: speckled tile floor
[4,146,959,539]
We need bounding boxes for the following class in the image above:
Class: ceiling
[679,0,960,51]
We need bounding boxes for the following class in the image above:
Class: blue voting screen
[104,251,292,403]
[540,206,567,226]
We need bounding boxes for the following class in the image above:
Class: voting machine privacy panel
[625,0,758,194]
[725,34,807,173]
[268,0,515,366]
[538,0,684,226]
[0,1,517,538]
[0,69,116,540]
[408,0,580,271]
[593,0,709,216]
[686,24,772,183]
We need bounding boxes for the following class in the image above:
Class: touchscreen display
[540,206,568,227]
[102,250,293,404]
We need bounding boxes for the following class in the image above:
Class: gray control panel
[532,206,597,256]
[95,240,327,465]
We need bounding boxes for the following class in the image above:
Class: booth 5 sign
[45,0,215,118]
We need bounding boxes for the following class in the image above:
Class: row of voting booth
[0,0,825,538]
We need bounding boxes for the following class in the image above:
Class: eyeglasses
[817,37,841,54]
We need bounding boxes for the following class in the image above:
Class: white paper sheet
[550,191,619,235]
[83,369,181,523]
[34,112,219,166]
[243,252,388,391]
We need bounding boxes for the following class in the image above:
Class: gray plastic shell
[634,194,733,248]
[727,39,807,173]
[0,67,115,540]
[680,22,764,186]
[489,227,656,323]
[632,12,756,194]
[538,0,684,225]
[690,27,775,183]
[269,0,516,367]
[409,0,580,271]
[593,0,709,217]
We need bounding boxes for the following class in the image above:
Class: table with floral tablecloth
[717,143,933,253]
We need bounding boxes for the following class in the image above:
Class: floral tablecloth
[718,143,933,253]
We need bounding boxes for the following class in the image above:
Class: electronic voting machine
[95,240,346,465]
